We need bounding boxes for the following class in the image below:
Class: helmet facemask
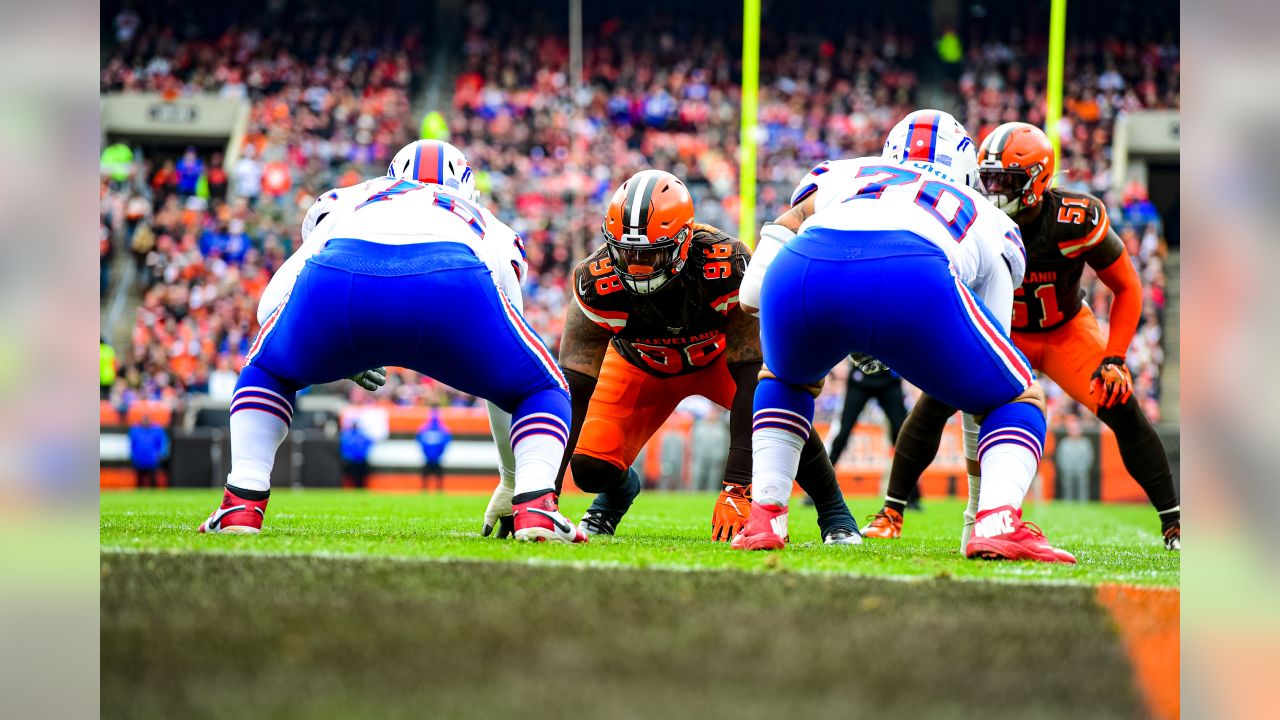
[979,164,1039,216]
[603,224,690,295]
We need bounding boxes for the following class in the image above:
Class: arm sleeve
[1094,250,1144,358]
[740,223,795,314]
[257,237,327,325]
[724,360,763,487]
[486,402,516,491]
[555,368,598,492]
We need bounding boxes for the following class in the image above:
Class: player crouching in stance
[485,170,861,544]
[863,122,1181,550]
[734,110,1074,562]
[199,140,586,543]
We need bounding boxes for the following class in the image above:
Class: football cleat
[822,527,863,546]
[730,502,789,551]
[965,505,1075,563]
[1163,524,1180,552]
[513,490,588,544]
[198,486,268,534]
[862,507,904,539]
[579,508,621,537]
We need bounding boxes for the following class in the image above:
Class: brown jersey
[572,224,750,377]
[1012,188,1124,332]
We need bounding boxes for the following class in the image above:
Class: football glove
[481,481,515,538]
[849,352,889,376]
[349,367,387,392]
[1089,356,1133,408]
[712,482,752,542]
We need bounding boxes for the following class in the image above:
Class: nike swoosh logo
[526,508,572,534]
[206,504,244,531]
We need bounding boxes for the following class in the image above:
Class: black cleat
[579,508,621,537]
[1163,524,1180,551]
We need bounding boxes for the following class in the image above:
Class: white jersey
[791,156,1025,324]
[259,177,528,324]
[299,179,386,243]
[793,157,1026,286]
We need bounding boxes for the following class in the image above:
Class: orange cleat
[861,507,904,539]
[965,506,1075,563]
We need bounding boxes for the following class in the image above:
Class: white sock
[962,473,981,550]
[512,434,564,497]
[976,443,1037,512]
[961,413,981,548]
[752,427,804,506]
[227,409,289,493]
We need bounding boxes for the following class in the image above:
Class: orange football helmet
[602,170,695,294]
[977,122,1055,216]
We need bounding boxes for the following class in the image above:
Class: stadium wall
[101,404,1177,501]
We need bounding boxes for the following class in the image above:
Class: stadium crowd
[101,1,1178,429]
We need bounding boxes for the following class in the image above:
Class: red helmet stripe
[905,112,940,162]
[418,142,442,184]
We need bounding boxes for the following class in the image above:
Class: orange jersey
[1013,188,1123,333]
[572,224,749,377]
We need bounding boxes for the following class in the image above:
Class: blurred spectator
[1054,414,1095,502]
[416,408,453,492]
[690,405,730,492]
[100,142,133,187]
[340,421,373,490]
[127,414,169,489]
[232,146,263,205]
[100,338,117,400]
[175,148,205,198]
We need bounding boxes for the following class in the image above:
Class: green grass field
[101,490,1177,719]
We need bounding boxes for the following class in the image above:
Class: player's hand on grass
[482,482,515,538]
[712,483,752,542]
[349,367,387,392]
[1089,356,1132,408]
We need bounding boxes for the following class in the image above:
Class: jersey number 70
[847,165,977,242]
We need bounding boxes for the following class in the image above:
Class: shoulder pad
[790,161,832,207]
[690,222,737,246]
[1049,189,1111,258]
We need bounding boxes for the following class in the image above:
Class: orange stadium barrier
[100,400,173,428]
[101,402,1156,502]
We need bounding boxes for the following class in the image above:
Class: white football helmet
[388,140,479,202]
[882,109,980,190]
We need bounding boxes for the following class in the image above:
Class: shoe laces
[581,510,618,535]
[1021,520,1046,538]
[865,511,890,525]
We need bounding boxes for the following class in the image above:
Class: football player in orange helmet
[867,122,1180,550]
[481,169,861,544]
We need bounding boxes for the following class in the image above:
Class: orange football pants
[1013,305,1109,414]
[575,345,737,470]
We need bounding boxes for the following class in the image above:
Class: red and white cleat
[965,505,1075,564]
[730,502,789,551]
[512,490,588,544]
[198,486,269,534]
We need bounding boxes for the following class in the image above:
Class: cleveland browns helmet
[602,170,695,294]
[976,122,1055,216]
